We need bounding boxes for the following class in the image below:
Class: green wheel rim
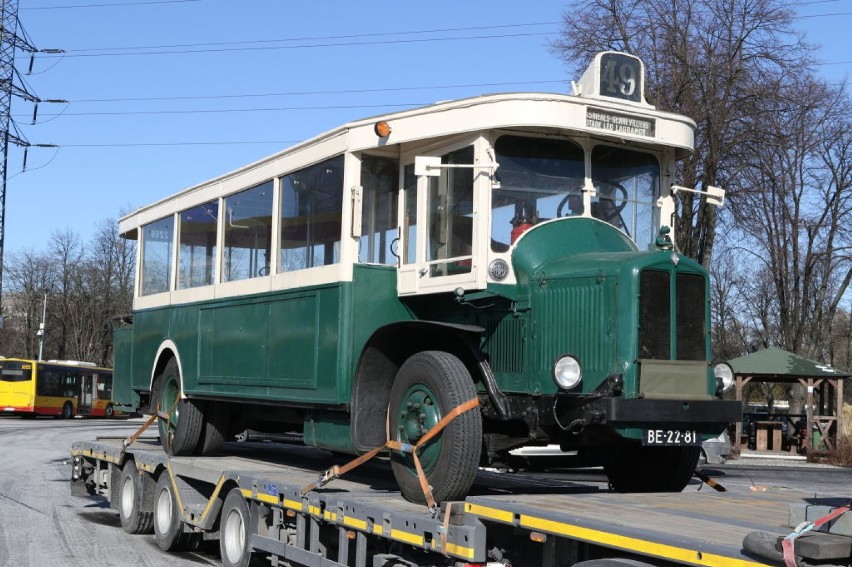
[394,382,442,474]
[160,374,181,432]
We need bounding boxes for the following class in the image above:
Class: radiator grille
[638,270,706,361]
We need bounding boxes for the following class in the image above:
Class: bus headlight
[553,355,582,390]
[714,361,734,394]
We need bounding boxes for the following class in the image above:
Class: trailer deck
[70,437,843,567]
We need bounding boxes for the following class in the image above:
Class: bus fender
[350,320,508,452]
[149,340,185,397]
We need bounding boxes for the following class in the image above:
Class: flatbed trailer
[70,438,852,567]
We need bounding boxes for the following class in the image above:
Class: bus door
[398,142,488,296]
[78,374,95,414]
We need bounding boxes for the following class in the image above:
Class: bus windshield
[591,146,660,249]
[490,135,662,251]
[491,135,585,251]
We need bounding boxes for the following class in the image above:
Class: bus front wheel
[152,358,203,456]
[388,351,481,504]
[602,444,700,492]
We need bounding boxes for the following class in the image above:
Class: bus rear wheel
[60,401,74,419]
[602,444,700,492]
[152,358,203,456]
[388,351,481,504]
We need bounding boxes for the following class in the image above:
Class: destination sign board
[586,108,655,137]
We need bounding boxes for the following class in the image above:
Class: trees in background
[0,218,135,367]
[551,0,852,377]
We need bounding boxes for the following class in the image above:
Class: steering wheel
[556,193,580,217]
[602,182,629,213]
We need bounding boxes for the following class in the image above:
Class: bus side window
[178,200,218,288]
[359,155,399,265]
[427,146,474,276]
[223,181,273,282]
[280,155,345,272]
[140,216,175,295]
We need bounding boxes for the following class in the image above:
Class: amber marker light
[374,120,391,137]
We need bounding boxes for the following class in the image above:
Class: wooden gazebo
[729,347,849,455]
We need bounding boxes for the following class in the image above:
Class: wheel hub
[396,384,441,472]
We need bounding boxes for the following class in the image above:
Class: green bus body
[114,52,741,500]
[119,216,735,453]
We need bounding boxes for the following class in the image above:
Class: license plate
[644,429,699,445]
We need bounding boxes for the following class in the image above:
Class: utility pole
[0,0,63,328]
[0,0,21,330]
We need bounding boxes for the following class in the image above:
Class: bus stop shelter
[729,347,849,456]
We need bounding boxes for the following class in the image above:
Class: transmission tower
[0,0,63,328]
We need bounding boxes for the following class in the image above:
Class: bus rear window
[0,364,31,382]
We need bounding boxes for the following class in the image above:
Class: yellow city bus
[0,358,117,418]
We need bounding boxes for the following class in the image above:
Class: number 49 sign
[597,52,643,103]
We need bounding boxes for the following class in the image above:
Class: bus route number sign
[598,52,642,103]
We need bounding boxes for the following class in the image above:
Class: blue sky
[5,0,850,254]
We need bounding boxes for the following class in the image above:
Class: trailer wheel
[220,488,260,567]
[153,472,201,551]
[388,351,481,504]
[152,358,203,456]
[119,460,153,534]
[602,445,700,492]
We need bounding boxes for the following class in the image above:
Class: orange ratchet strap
[301,397,480,511]
[121,397,179,452]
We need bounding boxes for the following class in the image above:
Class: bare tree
[0,217,136,366]
[550,0,813,268]
[730,76,852,357]
[0,250,54,358]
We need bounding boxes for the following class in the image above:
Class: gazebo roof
[729,347,851,378]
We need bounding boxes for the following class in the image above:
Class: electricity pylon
[0,0,64,327]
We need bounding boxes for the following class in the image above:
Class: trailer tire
[153,472,201,551]
[388,351,481,504]
[603,445,700,493]
[119,460,153,534]
[152,358,203,456]
[220,488,260,567]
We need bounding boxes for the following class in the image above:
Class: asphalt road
[0,416,850,567]
[0,416,222,567]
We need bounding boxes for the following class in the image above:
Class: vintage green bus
[114,52,740,504]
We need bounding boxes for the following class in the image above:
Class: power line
[55,140,299,147]
[796,11,852,18]
[64,22,558,54]
[68,80,568,104]
[42,31,557,58]
[26,103,427,118]
[22,0,200,10]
